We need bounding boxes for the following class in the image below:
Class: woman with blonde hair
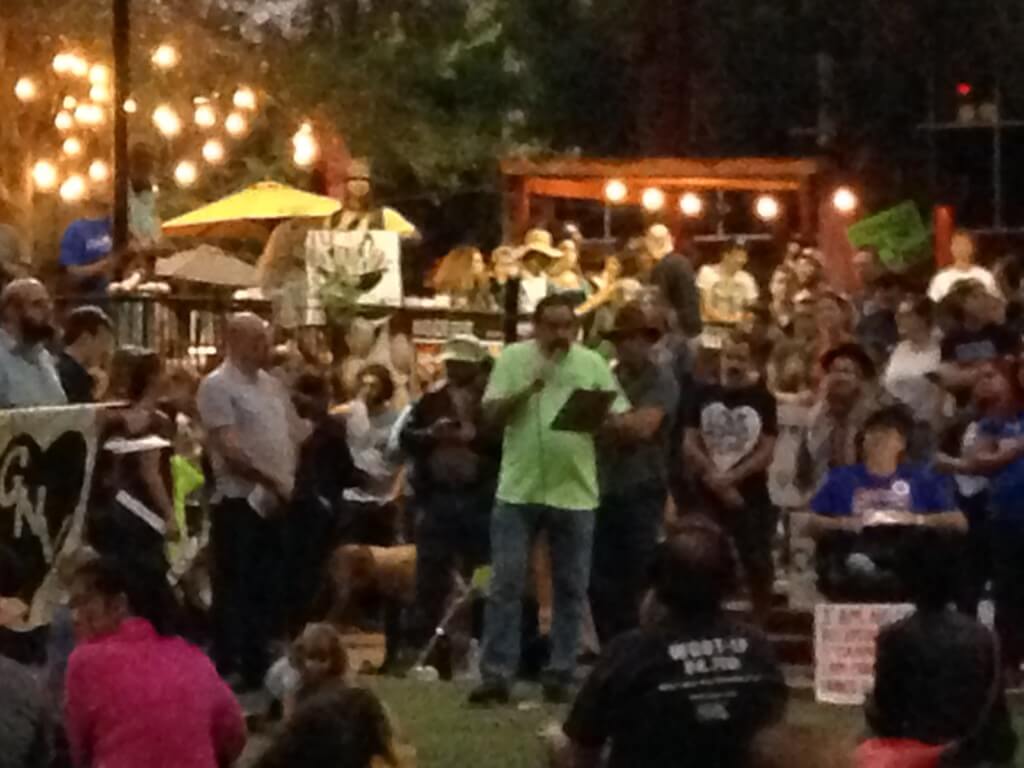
[431,246,494,310]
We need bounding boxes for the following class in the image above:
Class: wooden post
[933,205,954,269]
[112,0,131,251]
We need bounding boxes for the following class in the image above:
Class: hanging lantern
[88,160,111,184]
[224,112,249,138]
[60,174,87,203]
[194,102,217,129]
[63,137,84,157]
[233,87,257,111]
[152,44,180,70]
[202,139,226,165]
[14,77,38,102]
[174,160,198,187]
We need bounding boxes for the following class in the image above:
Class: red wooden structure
[500,156,826,241]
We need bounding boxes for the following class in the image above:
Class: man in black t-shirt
[558,522,786,768]
[56,306,113,403]
[684,333,778,625]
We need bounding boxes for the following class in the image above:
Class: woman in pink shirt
[64,558,247,768]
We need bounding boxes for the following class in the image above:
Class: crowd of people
[1,219,1023,767]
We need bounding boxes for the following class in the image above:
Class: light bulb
[679,192,703,217]
[755,195,781,222]
[194,103,217,128]
[174,160,198,187]
[14,77,38,102]
[88,159,110,183]
[233,87,257,111]
[832,187,858,214]
[53,53,72,74]
[153,105,182,137]
[202,139,225,165]
[641,187,665,212]
[89,84,111,103]
[123,98,138,114]
[292,125,319,167]
[63,95,78,110]
[55,111,74,132]
[32,161,59,191]
[63,137,84,157]
[224,112,249,138]
[68,55,89,78]
[152,44,180,70]
[60,174,87,203]
[604,180,627,204]
[89,64,111,85]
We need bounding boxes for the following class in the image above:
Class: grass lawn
[363,678,1024,768]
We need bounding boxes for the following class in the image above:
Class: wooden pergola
[500,156,825,241]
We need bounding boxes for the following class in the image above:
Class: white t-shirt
[882,340,949,425]
[696,264,759,324]
[927,265,999,302]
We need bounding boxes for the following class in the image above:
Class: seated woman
[431,246,495,311]
[65,558,246,768]
[808,405,967,602]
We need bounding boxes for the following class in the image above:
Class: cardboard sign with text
[814,602,914,705]
[0,406,99,625]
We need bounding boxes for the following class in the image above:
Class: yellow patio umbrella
[161,181,342,240]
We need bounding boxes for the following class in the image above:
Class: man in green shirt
[469,294,629,705]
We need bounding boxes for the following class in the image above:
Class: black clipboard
[550,388,618,433]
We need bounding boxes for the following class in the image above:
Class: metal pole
[993,87,1003,230]
[113,0,130,251]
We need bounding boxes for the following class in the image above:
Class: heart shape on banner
[700,403,763,473]
[0,432,89,601]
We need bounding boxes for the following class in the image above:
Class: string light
[63,137,84,157]
[202,139,226,165]
[55,111,75,132]
[53,53,73,74]
[89,84,111,103]
[88,160,110,184]
[679,192,704,217]
[754,195,781,222]
[14,77,38,102]
[32,161,59,192]
[641,187,665,212]
[152,105,182,137]
[194,102,217,129]
[174,160,198,187]
[292,123,319,167]
[68,55,89,78]
[232,87,257,111]
[832,187,859,214]
[123,98,138,114]
[604,180,627,203]
[224,112,249,138]
[75,102,106,126]
[60,174,87,203]
[88,64,111,85]
[63,96,78,110]
[152,44,180,70]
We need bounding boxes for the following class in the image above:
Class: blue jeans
[480,501,595,684]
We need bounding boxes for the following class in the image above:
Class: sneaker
[467,679,511,706]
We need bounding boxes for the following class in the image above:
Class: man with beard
[797,343,891,494]
[0,278,66,408]
[401,335,498,653]
[684,333,777,626]
[469,294,629,705]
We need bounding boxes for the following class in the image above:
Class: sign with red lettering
[814,603,914,705]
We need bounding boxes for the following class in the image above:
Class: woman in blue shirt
[809,405,966,602]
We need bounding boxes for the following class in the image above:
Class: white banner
[814,602,914,705]
[304,229,403,325]
[0,406,100,624]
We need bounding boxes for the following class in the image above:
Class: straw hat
[439,334,489,364]
[516,228,562,260]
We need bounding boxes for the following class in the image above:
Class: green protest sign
[846,202,930,270]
